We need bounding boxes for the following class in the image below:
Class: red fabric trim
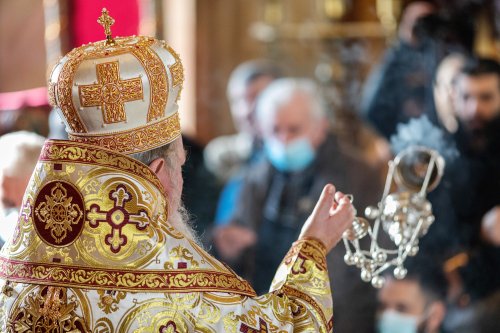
[0,87,48,110]
[0,256,257,296]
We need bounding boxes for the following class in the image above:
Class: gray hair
[256,78,326,130]
[129,139,201,245]
[0,131,46,177]
[129,142,176,167]
[227,59,283,99]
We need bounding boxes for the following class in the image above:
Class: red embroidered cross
[88,185,149,253]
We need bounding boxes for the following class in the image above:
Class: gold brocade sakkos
[0,140,333,332]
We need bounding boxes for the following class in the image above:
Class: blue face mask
[377,310,419,333]
[264,137,316,172]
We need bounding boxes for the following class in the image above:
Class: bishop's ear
[148,157,173,195]
[148,158,166,176]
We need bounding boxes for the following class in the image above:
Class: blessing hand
[299,184,355,253]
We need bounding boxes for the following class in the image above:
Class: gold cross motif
[98,8,115,44]
[78,61,143,124]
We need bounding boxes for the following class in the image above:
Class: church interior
[0,0,499,332]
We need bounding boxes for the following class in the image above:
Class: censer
[343,146,445,288]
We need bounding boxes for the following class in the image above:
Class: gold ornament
[7,286,90,332]
[97,289,126,314]
[98,8,115,45]
[33,181,85,247]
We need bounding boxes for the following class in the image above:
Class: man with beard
[451,57,500,246]
[0,9,356,332]
[453,58,500,156]
[448,57,500,303]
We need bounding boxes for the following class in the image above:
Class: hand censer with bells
[343,146,445,288]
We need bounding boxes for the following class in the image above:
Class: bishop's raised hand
[299,183,355,253]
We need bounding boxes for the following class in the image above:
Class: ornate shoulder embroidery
[7,286,90,333]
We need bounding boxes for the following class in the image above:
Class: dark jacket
[232,133,383,333]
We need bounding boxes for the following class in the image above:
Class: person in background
[448,57,500,248]
[433,53,466,134]
[207,60,282,257]
[439,58,500,329]
[204,60,282,183]
[481,206,500,247]
[0,131,45,247]
[215,78,384,333]
[398,0,437,46]
[472,292,500,333]
[362,0,472,140]
[361,0,437,139]
[452,57,500,157]
[443,258,500,333]
[376,258,447,333]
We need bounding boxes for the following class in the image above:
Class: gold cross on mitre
[78,61,144,124]
[98,8,115,45]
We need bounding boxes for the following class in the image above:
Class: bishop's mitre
[48,8,184,155]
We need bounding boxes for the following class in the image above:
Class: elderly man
[215,78,383,332]
[208,60,282,258]
[0,131,45,247]
[0,9,355,332]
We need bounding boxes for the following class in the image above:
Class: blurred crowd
[1,0,499,332]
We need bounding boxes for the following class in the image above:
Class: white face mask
[377,310,420,333]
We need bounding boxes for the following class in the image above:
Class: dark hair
[385,256,448,302]
[461,58,500,79]
[412,14,470,55]
[412,14,446,40]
